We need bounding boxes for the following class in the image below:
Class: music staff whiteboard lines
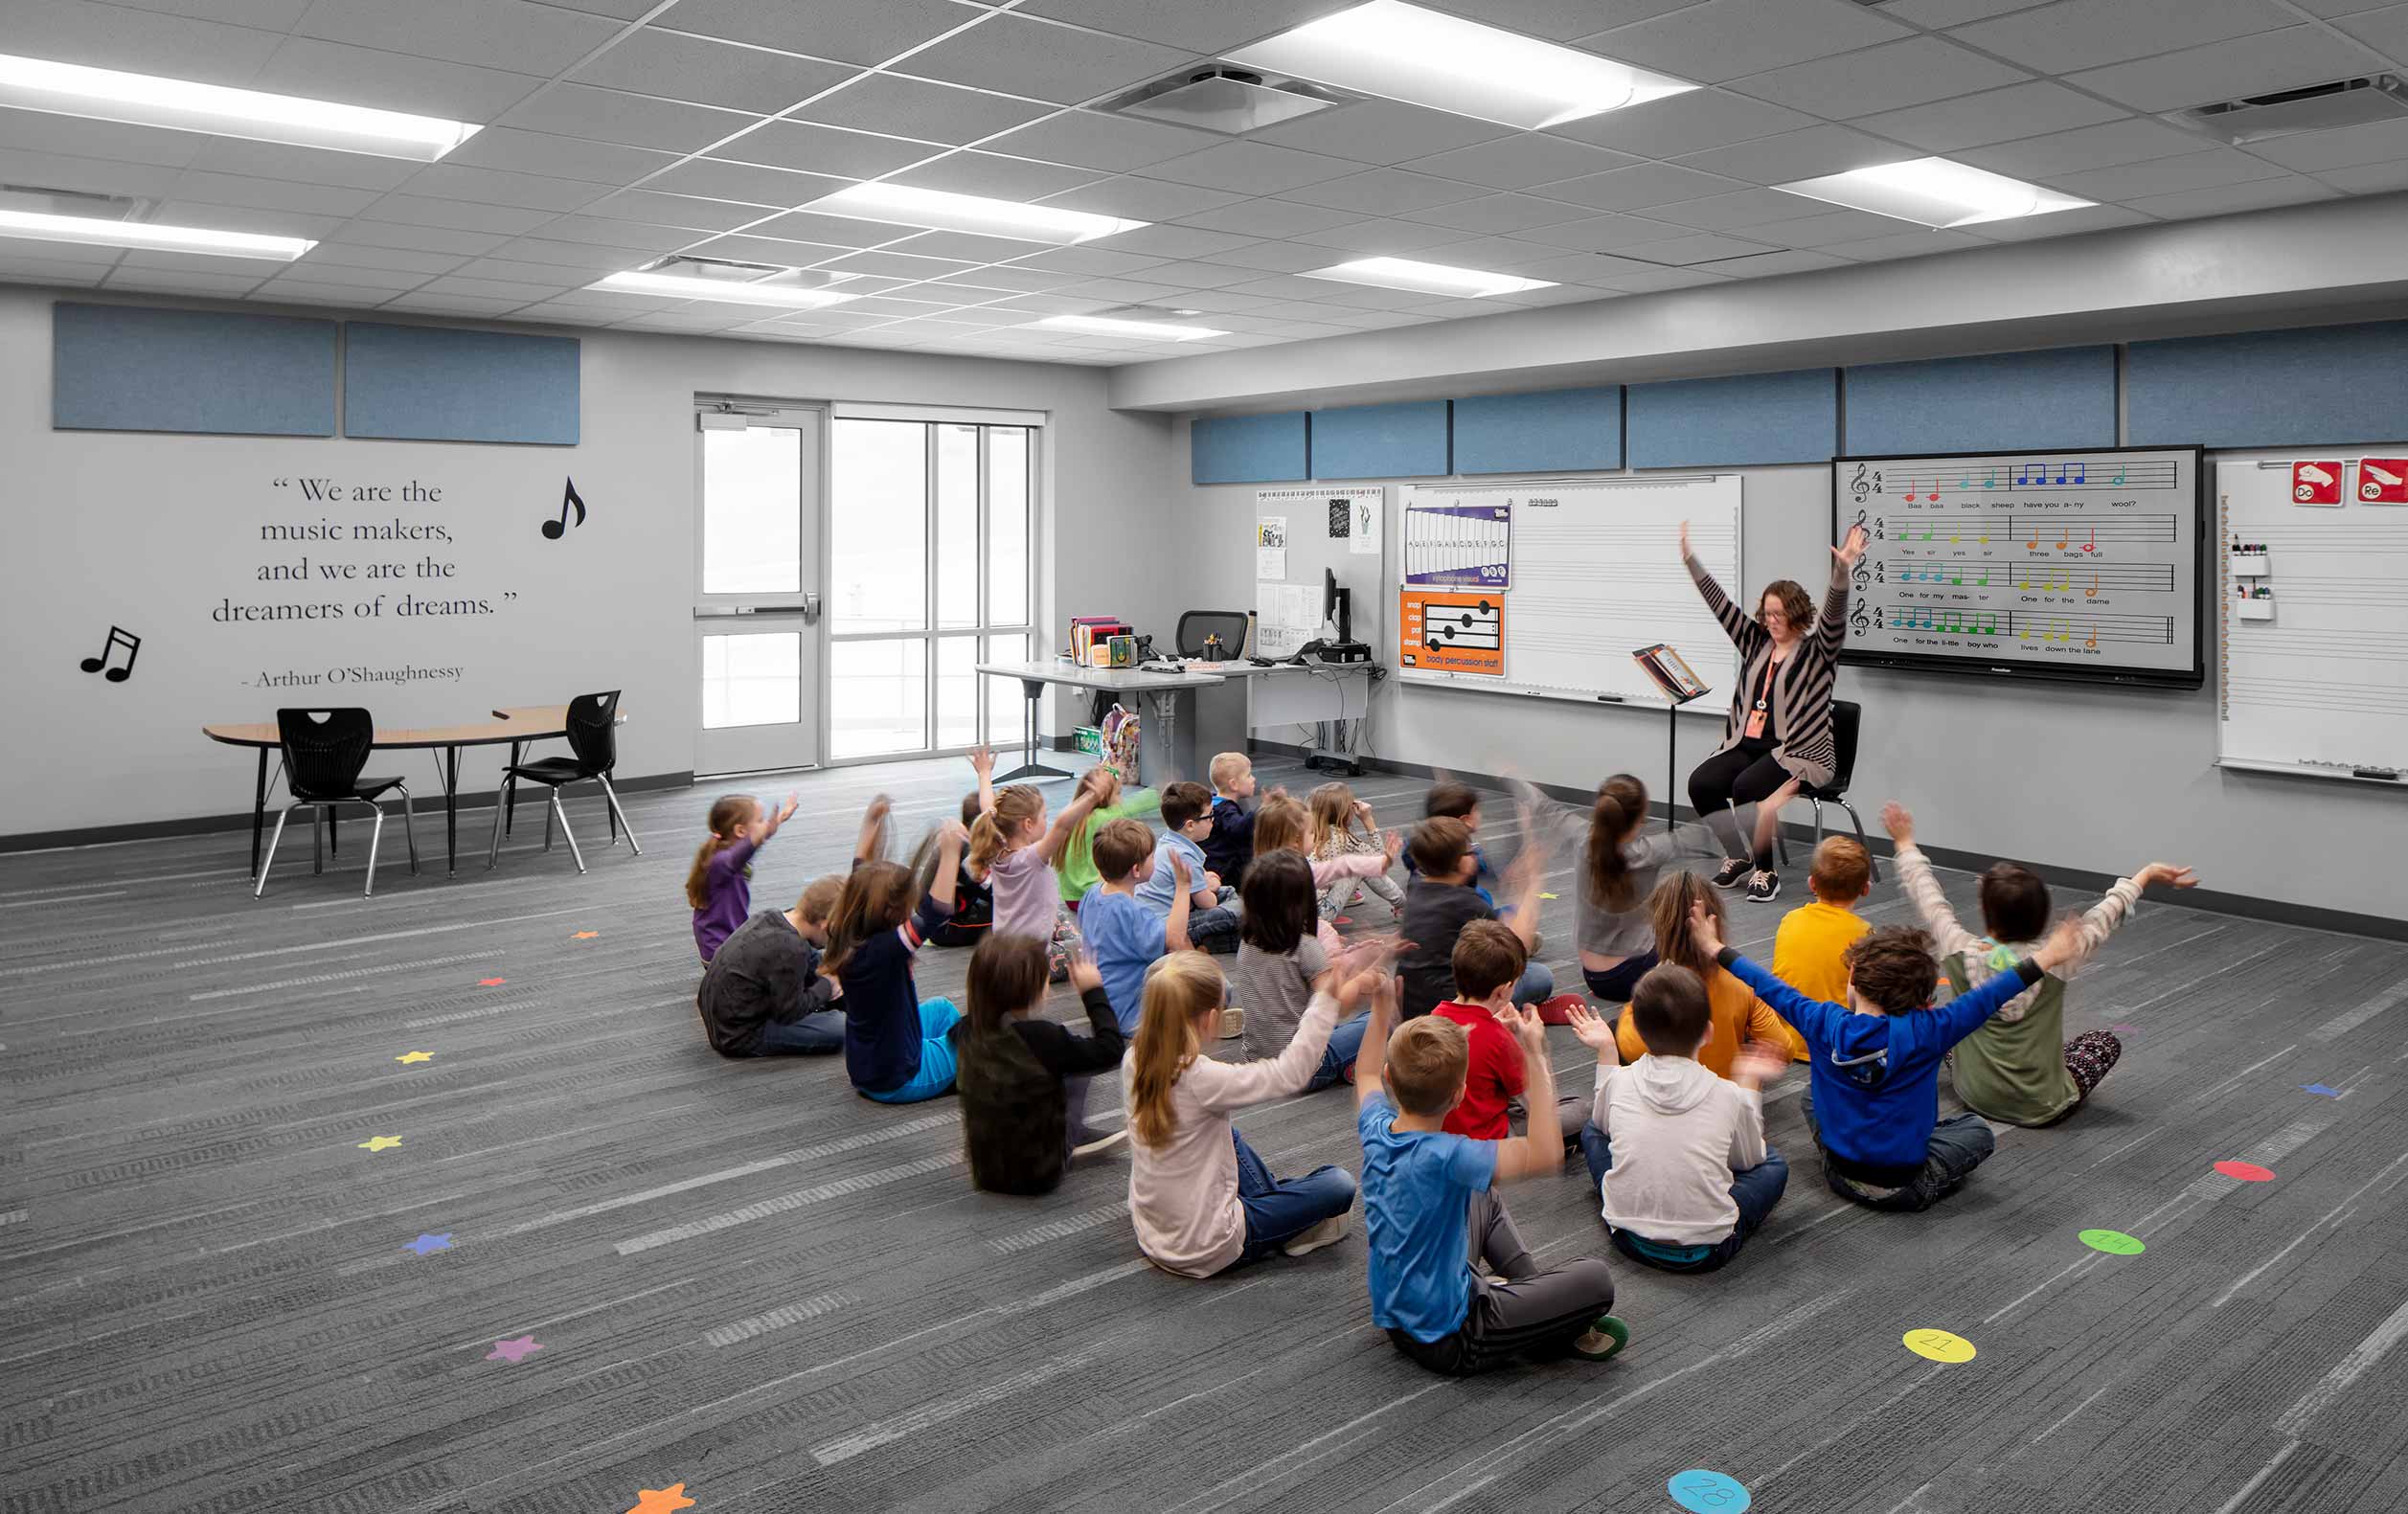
[2217,454,2408,785]
[1395,474,1742,710]
[1833,446,2205,688]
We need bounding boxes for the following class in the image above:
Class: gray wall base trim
[1249,740,2407,942]
[0,771,696,854]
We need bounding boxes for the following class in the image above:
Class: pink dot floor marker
[2214,1160,2275,1182]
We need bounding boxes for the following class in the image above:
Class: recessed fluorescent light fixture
[0,208,310,260]
[1772,157,2091,228]
[1303,257,1554,299]
[1034,314,1225,341]
[589,270,859,309]
[805,183,1145,244]
[1228,0,1694,130]
[0,53,479,161]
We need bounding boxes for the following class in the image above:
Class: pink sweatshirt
[1307,851,1383,953]
[1124,991,1340,1277]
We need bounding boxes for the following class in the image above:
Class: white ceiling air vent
[1101,302,1206,320]
[1105,68,1348,135]
[0,182,153,221]
[2179,75,2408,146]
[639,254,847,289]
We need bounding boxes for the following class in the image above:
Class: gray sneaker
[1746,869,1781,904]
[1711,857,1753,890]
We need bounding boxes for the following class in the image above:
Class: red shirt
[1432,1000,1524,1140]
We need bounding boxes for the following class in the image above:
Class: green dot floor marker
[2079,1229,2146,1255]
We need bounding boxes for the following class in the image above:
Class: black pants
[1389,1191,1617,1376]
[1688,741,1789,868]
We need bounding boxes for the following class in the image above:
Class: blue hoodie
[1719,948,2043,1186]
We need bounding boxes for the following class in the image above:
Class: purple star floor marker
[486,1336,543,1364]
[404,1233,454,1255]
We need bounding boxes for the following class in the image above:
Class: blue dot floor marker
[1668,1469,1751,1511]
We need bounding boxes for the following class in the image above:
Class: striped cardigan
[1685,551,1851,790]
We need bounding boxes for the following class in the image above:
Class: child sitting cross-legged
[1885,802,2193,1127]
[1227,849,1369,1091]
[966,770,1108,982]
[1251,793,1399,959]
[1766,836,1874,1061]
[1136,781,1239,954]
[825,799,967,1105]
[1356,971,1629,1376]
[1058,765,1160,915]
[1080,817,1193,1035]
[1432,920,1587,1148]
[688,790,798,963]
[1399,816,1552,1020]
[1688,896,2085,1211]
[1308,782,1404,919]
[1577,775,1683,1005]
[950,936,1124,1196]
[1612,873,1786,1076]
[1124,945,1393,1277]
[695,874,846,1058]
[1567,970,1788,1273]
[928,746,999,949]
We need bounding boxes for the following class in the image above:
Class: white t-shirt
[1590,1055,1766,1245]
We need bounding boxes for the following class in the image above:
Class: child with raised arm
[1688,897,2085,1211]
[696,874,846,1058]
[950,937,1124,1195]
[1568,971,1788,1273]
[1767,836,1874,1059]
[824,800,966,1104]
[1124,946,1388,1277]
[1057,764,1160,914]
[1137,781,1240,954]
[1884,802,2193,1127]
[1356,970,1628,1376]
[687,790,798,962]
[967,768,1108,982]
[1080,817,1193,1034]
[929,746,999,948]
[1309,782,1405,919]
[1399,817,1552,1019]
[1612,874,1787,1076]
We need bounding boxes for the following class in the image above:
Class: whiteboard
[1394,474,1742,710]
[1834,446,2204,688]
[2217,454,2408,786]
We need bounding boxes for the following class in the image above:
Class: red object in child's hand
[1533,993,1586,1027]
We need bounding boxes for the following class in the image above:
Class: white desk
[977,659,1225,783]
[978,657,1376,782]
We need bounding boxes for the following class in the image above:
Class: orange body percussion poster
[1400,589,1504,676]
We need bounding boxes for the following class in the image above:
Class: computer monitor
[1323,566,1351,644]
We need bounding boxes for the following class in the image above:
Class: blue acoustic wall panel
[343,322,580,444]
[1845,345,2113,456]
[1626,368,1836,468]
[1309,399,1449,479]
[1451,386,1622,474]
[1193,411,1308,484]
[2127,321,2408,447]
[54,302,335,436]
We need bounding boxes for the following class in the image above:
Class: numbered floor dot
[2079,1229,2146,1255]
[1667,1469,1751,1512]
[1903,1328,1977,1363]
[2214,1161,2276,1182]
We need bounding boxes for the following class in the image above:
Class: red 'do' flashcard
[2292,461,2342,506]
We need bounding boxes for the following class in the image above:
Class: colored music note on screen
[2082,528,2095,554]
[2085,575,2098,599]
[2069,463,2086,486]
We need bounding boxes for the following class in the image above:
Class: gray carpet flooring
[5,754,2408,1514]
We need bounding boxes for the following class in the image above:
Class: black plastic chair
[486,689,639,874]
[1176,609,1249,661]
[1799,698,1878,882]
[255,708,417,898]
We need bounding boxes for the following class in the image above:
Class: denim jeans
[1308,1011,1370,1092]
[755,1008,845,1055]
[1231,1127,1356,1266]
[1187,901,1242,956]
[1579,1122,1790,1272]
[1805,1095,1995,1211]
[1511,960,1556,1007]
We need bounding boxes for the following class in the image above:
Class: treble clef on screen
[1850,463,1870,502]
[1850,602,1870,636]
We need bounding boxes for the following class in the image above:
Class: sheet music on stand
[1633,644,1713,833]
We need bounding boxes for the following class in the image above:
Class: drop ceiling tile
[250,37,545,122]
[265,260,430,290]
[1611,231,1779,264]
[1948,0,2298,74]
[1818,227,1988,259]
[897,16,1195,104]
[920,265,1071,292]
[2317,159,2408,193]
[120,246,283,273]
[1674,124,1910,184]
[1048,275,1187,301]
[149,200,340,239]
[1218,273,1350,300]
[1480,250,1656,284]
[2334,6,2408,54]
[1161,287,1278,310]
[301,242,469,274]
[248,280,392,305]
[1243,101,1511,167]
[382,293,534,315]
[978,109,1225,172]
[1533,161,1751,212]
[102,267,269,295]
[1002,243,1172,275]
[357,194,556,235]
[2247,114,2408,172]
[442,127,685,185]
[654,0,983,65]
[815,249,976,280]
[1882,0,2052,22]
[2065,28,2383,115]
[983,291,1118,312]
[793,75,1054,146]
[882,229,1062,262]
[498,85,756,153]
[1037,174,1248,219]
[1730,35,2031,119]
[1283,218,1470,254]
[1851,81,2128,153]
[490,236,656,269]
[1018,0,1348,52]
[1080,224,1259,259]
[1638,186,1842,230]
[1515,212,1697,249]
[2048,146,2289,199]
[1276,168,1492,214]
[0,109,210,174]
[1740,205,1917,245]
[1144,141,1361,193]
[1544,89,1818,157]
[884,150,1105,200]
[1199,236,1375,268]
[292,0,624,74]
[164,170,377,216]
[1397,235,1567,271]
[709,121,935,177]
[1959,118,2216,178]
[1692,246,1851,278]
[1579,0,1912,84]
[641,157,848,207]
[400,164,611,213]
[738,209,918,247]
[1401,136,1638,192]
[0,0,284,88]
[820,294,963,317]
[568,29,855,113]
[447,256,609,285]
[0,145,180,199]
[1173,198,1357,237]
[578,189,769,232]
[508,215,698,251]
[183,140,425,192]
[332,222,511,255]
[2120,174,2338,219]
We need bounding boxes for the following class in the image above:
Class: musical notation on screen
[1872,604,2173,646]
[1421,599,1500,651]
[1874,458,2178,499]
[1874,513,2180,548]
[1879,560,2176,594]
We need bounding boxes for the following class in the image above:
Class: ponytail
[1126,953,1224,1148]
[684,795,756,909]
[1585,774,1649,912]
[968,786,1043,880]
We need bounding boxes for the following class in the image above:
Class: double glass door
[693,406,823,776]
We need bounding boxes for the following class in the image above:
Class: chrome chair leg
[257,805,294,899]
[486,775,510,870]
[551,789,587,874]
[1838,799,1879,882]
[311,806,324,874]
[599,774,642,856]
[543,794,555,852]
[397,784,420,873]
[364,805,387,898]
[1811,799,1827,848]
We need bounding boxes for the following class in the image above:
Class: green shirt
[1943,953,2077,1126]
[1057,788,1161,902]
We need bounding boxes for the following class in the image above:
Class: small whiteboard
[1395,474,1742,710]
[2217,453,2408,786]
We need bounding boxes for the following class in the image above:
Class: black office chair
[1176,609,1249,661]
[1799,698,1878,882]
[255,708,418,898]
[487,689,639,874]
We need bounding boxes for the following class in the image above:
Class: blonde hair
[685,795,756,910]
[1386,1016,1469,1117]
[967,785,1043,879]
[794,873,844,924]
[1208,751,1251,791]
[1306,782,1360,857]
[1251,792,1310,858]
[1126,953,1226,1148]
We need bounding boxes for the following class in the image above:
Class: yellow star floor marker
[395,1051,434,1064]
[357,1136,403,1152]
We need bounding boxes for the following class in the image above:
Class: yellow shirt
[1770,899,1869,1060]
[1615,967,1786,1079]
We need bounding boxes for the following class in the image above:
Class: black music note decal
[542,477,587,540]
[80,624,141,683]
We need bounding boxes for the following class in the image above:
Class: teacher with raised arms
[1676,519,1870,903]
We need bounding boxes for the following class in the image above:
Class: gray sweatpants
[1389,1189,1618,1376]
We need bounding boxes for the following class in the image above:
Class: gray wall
[1179,417,2406,926]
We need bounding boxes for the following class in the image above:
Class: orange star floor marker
[627,1484,695,1513]
[477,978,506,987]
[572,931,600,939]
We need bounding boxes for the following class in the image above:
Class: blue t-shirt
[1134,829,1207,915]
[840,891,950,1095]
[1079,885,1169,1034]
[1357,1093,1497,1343]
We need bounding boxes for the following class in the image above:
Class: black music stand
[1632,644,1711,834]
